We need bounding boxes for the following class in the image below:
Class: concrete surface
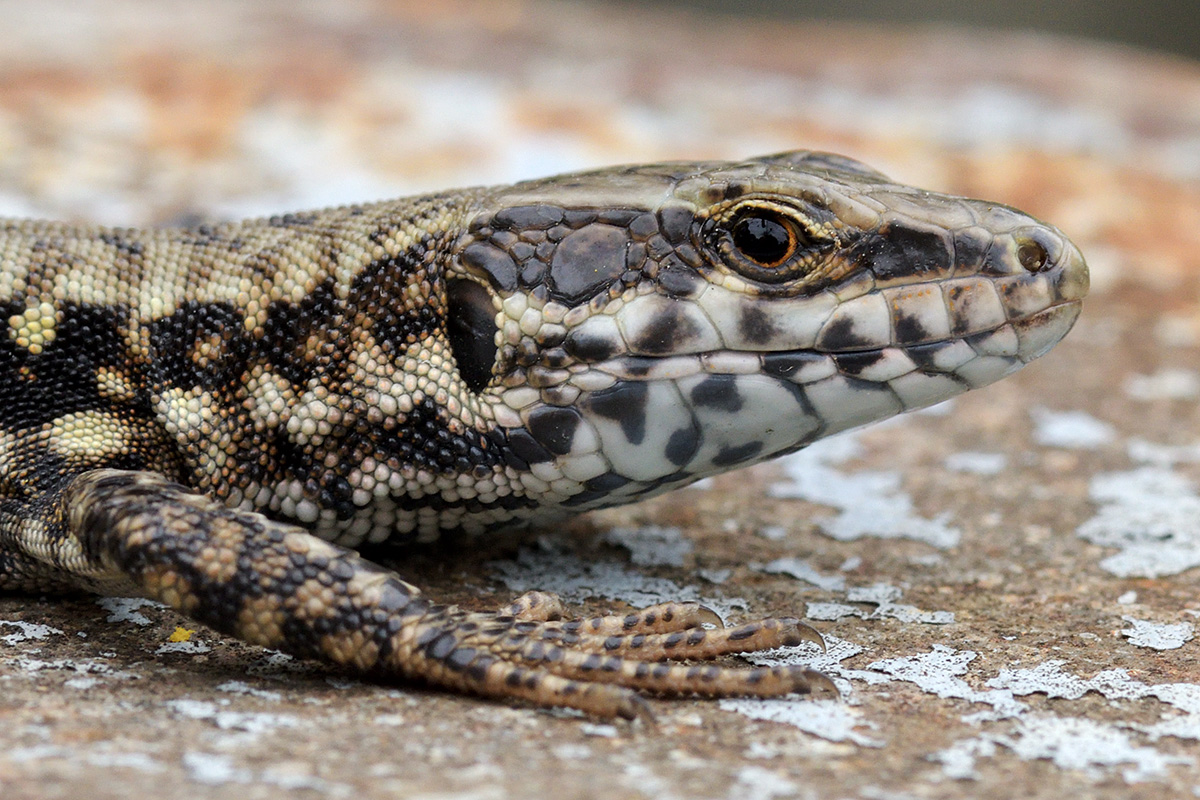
[1,1,1199,798]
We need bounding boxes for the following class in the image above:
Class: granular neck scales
[0,152,1088,717]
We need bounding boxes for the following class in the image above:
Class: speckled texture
[1,1,1199,798]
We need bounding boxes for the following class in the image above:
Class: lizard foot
[65,469,836,720]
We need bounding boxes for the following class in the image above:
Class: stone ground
[1,1,1200,798]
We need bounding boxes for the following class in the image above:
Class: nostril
[1015,237,1050,273]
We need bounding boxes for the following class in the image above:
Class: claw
[779,618,826,652]
[796,669,839,698]
[694,605,724,629]
[623,694,657,725]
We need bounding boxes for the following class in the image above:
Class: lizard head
[444,151,1088,513]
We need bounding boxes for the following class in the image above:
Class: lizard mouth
[593,299,1083,388]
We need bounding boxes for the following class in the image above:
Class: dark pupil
[732,215,792,266]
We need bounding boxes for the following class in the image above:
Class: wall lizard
[0,151,1088,719]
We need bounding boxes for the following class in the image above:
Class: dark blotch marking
[267,211,318,227]
[445,647,477,672]
[584,473,629,492]
[762,350,827,379]
[861,225,952,281]
[365,399,505,478]
[711,440,763,467]
[98,232,146,258]
[525,406,582,456]
[893,310,930,345]
[664,426,700,466]
[953,228,991,273]
[559,324,613,362]
[656,264,701,298]
[689,375,742,413]
[738,305,776,345]
[493,205,563,230]
[0,301,138,432]
[632,304,700,356]
[728,624,757,641]
[904,341,954,373]
[263,278,340,386]
[461,242,519,292]
[548,224,629,302]
[584,383,648,445]
[834,350,886,377]
[426,631,457,660]
[505,428,553,465]
[657,205,693,244]
[148,301,250,390]
[816,316,874,351]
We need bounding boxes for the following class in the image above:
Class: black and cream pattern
[0,152,1088,717]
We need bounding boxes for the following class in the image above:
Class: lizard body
[0,152,1088,718]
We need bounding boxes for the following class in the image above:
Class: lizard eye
[731,211,801,268]
[713,206,828,284]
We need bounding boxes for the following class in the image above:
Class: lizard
[0,151,1088,720]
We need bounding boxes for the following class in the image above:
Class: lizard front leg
[61,468,832,719]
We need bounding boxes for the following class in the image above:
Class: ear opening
[444,278,499,394]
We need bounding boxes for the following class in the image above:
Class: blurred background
[653,0,1200,60]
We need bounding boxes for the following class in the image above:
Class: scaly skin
[0,151,1087,718]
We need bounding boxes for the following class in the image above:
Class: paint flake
[998,715,1191,782]
[728,765,800,800]
[1121,616,1194,650]
[1123,369,1200,401]
[1077,466,1200,577]
[719,698,884,748]
[944,451,1008,475]
[602,525,692,568]
[0,619,63,645]
[98,596,162,626]
[489,538,747,618]
[769,431,960,548]
[759,557,846,591]
[1031,408,1116,449]
[867,645,1026,718]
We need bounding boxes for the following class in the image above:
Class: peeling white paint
[1077,466,1200,578]
[167,699,301,737]
[758,557,846,591]
[97,597,162,626]
[728,765,800,800]
[930,736,998,781]
[867,646,1026,719]
[603,526,692,568]
[998,716,1191,782]
[1031,408,1116,449]
[719,698,883,748]
[488,538,748,618]
[216,681,284,702]
[769,431,960,548]
[1126,437,1200,466]
[943,451,1008,475]
[155,639,212,655]
[1123,369,1200,401]
[1121,616,1194,651]
[786,580,954,625]
[0,619,63,645]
